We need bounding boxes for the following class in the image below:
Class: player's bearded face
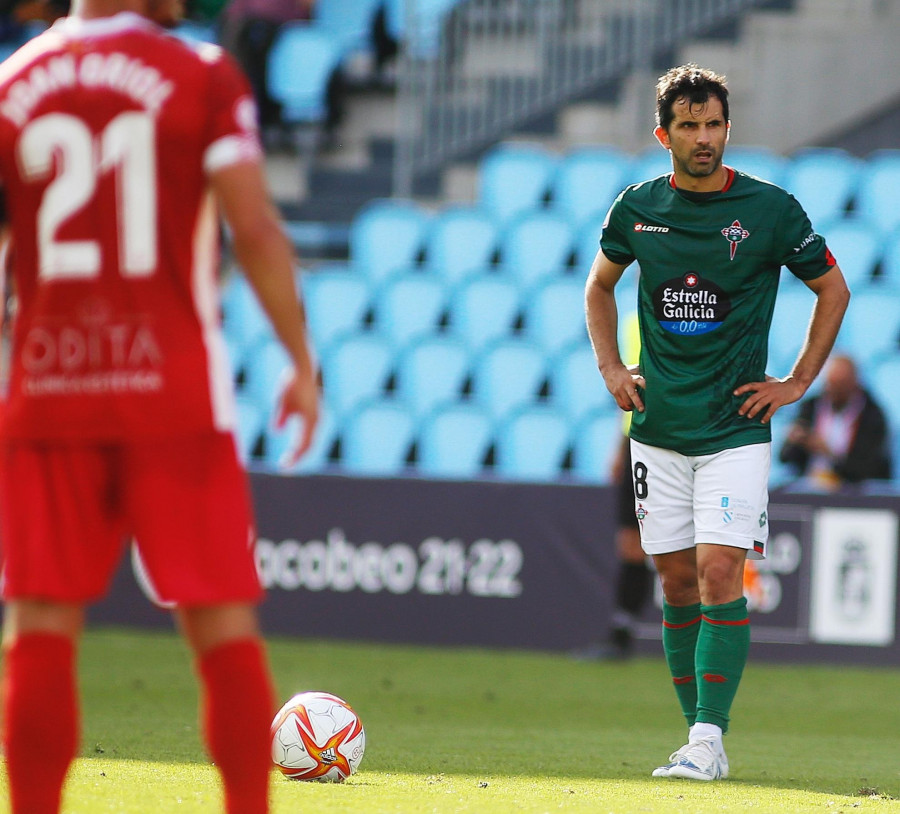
[662,97,729,180]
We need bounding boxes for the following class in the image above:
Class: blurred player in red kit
[0,0,319,811]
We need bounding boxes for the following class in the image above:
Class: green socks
[661,601,702,727]
[662,597,750,733]
[694,597,750,733]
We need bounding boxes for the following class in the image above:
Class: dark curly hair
[656,64,729,130]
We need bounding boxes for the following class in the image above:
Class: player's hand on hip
[734,375,805,424]
[274,367,321,467]
[604,363,645,413]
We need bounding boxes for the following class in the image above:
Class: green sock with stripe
[661,601,702,728]
[694,596,750,734]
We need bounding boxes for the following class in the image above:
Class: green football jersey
[599,168,834,456]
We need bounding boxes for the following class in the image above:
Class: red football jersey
[0,12,263,440]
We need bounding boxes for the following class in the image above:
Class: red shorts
[0,433,263,605]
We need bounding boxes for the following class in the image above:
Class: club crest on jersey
[721,219,750,260]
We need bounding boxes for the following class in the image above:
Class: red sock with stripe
[694,597,750,733]
[3,633,79,814]
[661,601,702,727]
[199,638,275,814]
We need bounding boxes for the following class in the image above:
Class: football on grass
[270,691,365,782]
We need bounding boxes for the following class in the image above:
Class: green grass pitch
[2,627,900,813]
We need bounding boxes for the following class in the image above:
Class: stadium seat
[242,339,292,419]
[477,142,559,224]
[855,149,900,236]
[349,198,431,284]
[570,410,624,484]
[221,274,274,367]
[783,147,861,230]
[498,210,574,288]
[417,402,494,479]
[837,289,900,364]
[321,333,395,417]
[267,23,343,125]
[550,146,631,228]
[470,338,547,420]
[625,146,671,186]
[574,210,608,269]
[313,0,383,56]
[373,271,448,349]
[726,145,787,186]
[395,335,472,419]
[234,395,264,463]
[521,277,588,355]
[549,342,617,424]
[767,287,816,374]
[495,405,570,482]
[301,268,372,351]
[820,219,882,291]
[869,356,900,425]
[423,206,499,285]
[172,20,218,44]
[384,0,459,58]
[340,398,416,476]
[878,226,900,290]
[446,272,521,353]
[263,405,338,473]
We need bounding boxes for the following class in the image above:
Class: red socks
[199,638,275,814]
[3,633,79,814]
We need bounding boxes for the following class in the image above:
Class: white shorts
[629,439,770,560]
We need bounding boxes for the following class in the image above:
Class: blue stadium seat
[470,338,547,420]
[726,145,787,186]
[570,410,624,484]
[234,395,264,463]
[267,23,343,125]
[767,287,816,374]
[423,206,499,285]
[321,333,395,417]
[856,149,900,236]
[395,335,471,419]
[172,21,218,44]
[301,268,372,352]
[521,277,587,355]
[340,398,416,476]
[870,356,900,423]
[574,210,607,269]
[783,147,861,230]
[373,271,447,349]
[551,146,631,227]
[477,142,559,224]
[879,226,900,290]
[221,274,274,367]
[498,210,574,288]
[384,0,459,58]
[313,0,383,56]
[495,405,570,482]
[821,219,882,290]
[446,272,521,353]
[417,402,494,479]
[349,198,431,284]
[242,339,293,421]
[626,146,671,185]
[837,289,900,364]
[549,342,617,424]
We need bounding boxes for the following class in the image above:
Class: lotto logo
[633,222,670,233]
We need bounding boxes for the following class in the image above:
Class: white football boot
[651,743,693,778]
[666,736,729,781]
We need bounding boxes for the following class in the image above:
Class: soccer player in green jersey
[584,64,850,780]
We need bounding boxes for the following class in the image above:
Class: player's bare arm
[734,264,850,423]
[585,249,645,412]
[211,160,320,462]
